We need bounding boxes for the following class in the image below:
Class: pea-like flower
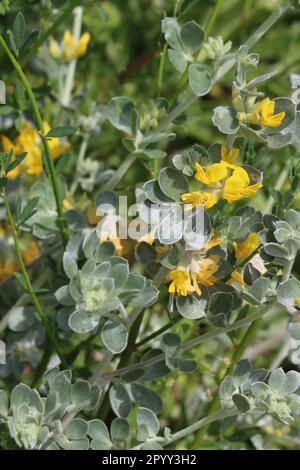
[49,31,91,61]
[233,232,260,260]
[220,145,240,169]
[223,167,262,203]
[181,190,217,209]
[237,97,285,128]
[227,270,245,288]
[194,162,227,185]
[0,121,70,178]
[166,257,219,297]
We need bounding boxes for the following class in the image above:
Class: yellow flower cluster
[49,31,91,61]
[0,121,70,179]
[237,97,285,128]
[166,257,219,297]
[0,239,39,283]
[233,232,260,260]
[181,145,262,207]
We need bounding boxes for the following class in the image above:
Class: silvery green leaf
[88,419,110,441]
[143,180,173,204]
[233,359,252,385]
[158,167,189,201]
[110,418,129,443]
[212,106,240,134]
[63,252,78,279]
[10,383,31,407]
[69,310,99,334]
[179,21,205,54]
[52,372,71,403]
[120,280,158,308]
[249,277,272,303]
[286,209,300,230]
[131,384,163,413]
[108,261,129,290]
[283,371,300,394]
[247,71,277,87]
[232,393,251,413]
[106,96,134,133]
[277,279,300,308]
[251,382,270,399]
[8,306,36,332]
[161,17,182,51]
[101,319,128,354]
[176,294,205,319]
[168,49,187,73]
[189,63,212,96]
[71,380,91,404]
[65,419,88,440]
[220,376,236,407]
[109,384,132,418]
[30,389,43,414]
[55,285,75,307]
[161,333,181,355]
[263,243,290,259]
[136,407,160,442]
[55,434,89,450]
[268,368,286,396]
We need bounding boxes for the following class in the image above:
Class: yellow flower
[223,167,262,203]
[233,232,260,260]
[220,145,240,168]
[295,297,300,306]
[238,98,285,128]
[227,270,245,288]
[0,121,69,178]
[0,261,19,283]
[166,257,218,297]
[202,232,222,251]
[194,162,227,185]
[49,31,91,61]
[44,122,70,159]
[181,191,217,209]
[255,98,285,127]
[0,135,23,180]
[166,269,193,296]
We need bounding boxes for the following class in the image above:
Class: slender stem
[103,301,277,379]
[192,317,262,449]
[2,191,68,367]
[132,409,237,449]
[103,153,137,191]
[205,0,223,36]
[282,255,295,282]
[136,317,182,348]
[0,34,69,245]
[21,0,82,66]
[157,44,168,98]
[243,0,291,51]
[166,409,237,447]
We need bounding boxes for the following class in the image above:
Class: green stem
[0,34,69,245]
[103,153,137,191]
[132,409,237,449]
[191,317,262,449]
[157,43,168,98]
[103,301,276,380]
[2,190,68,368]
[205,0,223,36]
[136,317,182,348]
[21,0,82,66]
